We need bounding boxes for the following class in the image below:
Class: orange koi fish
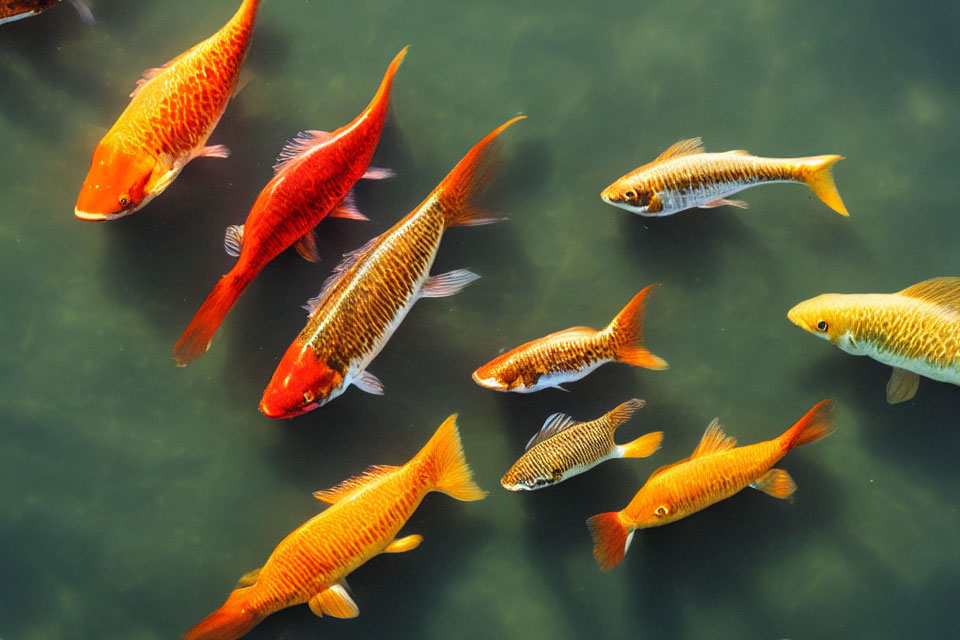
[1,0,92,24]
[172,48,407,367]
[258,117,524,419]
[74,0,261,220]
[600,137,848,217]
[471,286,668,393]
[587,399,834,570]
[788,277,960,404]
[184,414,486,640]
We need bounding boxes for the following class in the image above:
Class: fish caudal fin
[432,117,525,229]
[359,46,408,126]
[619,431,663,459]
[800,155,848,216]
[603,285,668,369]
[780,399,836,451]
[173,271,253,366]
[418,414,488,501]
[586,511,632,571]
[184,590,261,640]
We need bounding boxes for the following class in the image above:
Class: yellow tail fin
[620,431,663,459]
[802,155,848,216]
[418,414,487,501]
[603,285,669,369]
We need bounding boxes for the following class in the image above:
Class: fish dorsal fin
[312,465,399,504]
[273,130,335,173]
[654,137,705,162]
[303,234,382,316]
[525,412,581,450]
[690,419,737,457]
[235,567,261,589]
[724,149,751,156]
[129,49,191,98]
[542,326,598,342]
[897,277,960,311]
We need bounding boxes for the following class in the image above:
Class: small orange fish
[0,0,92,24]
[74,0,261,220]
[587,399,834,570]
[184,414,486,640]
[600,137,848,217]
[472,286,668,393]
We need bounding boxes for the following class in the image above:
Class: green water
[2,1,959,638]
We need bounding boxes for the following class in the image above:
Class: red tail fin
[173,271,253,366]
[184,590,261,640]
[780,399,836,451]
[586,511,631,571]
[603,285,668,369]
[428,116,525,229]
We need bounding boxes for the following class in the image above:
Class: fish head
[259,341,345,419]
[626,486,684,529]
[600,180,658,215]
[472,355,526,392]
[787,294,859,350]
[75,139,163,220]
[500,465,559,491]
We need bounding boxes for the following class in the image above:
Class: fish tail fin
[780,399,836,451]
[602,285,668,370]
[603,398,646,435]
[620,432,663,459]
[431,117,525,229]
[173,270,253,366]
[363,46,408,121]
[800,155,848,216]
[418,414,488,501]
[184,590,261,640]
[586,511,631,571]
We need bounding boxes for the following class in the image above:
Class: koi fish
[74,0,261,220]
[184,414,486,640]
[471,286,668,393]
[500,398,662,491]
[258,116,524,418]
[587,399,834,570]
[788,277,960,404]
[600,137,848,217]
[0,0,92,24]
[172,48,407,367]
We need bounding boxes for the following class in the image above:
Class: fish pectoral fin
[699,198,748,209]
[148,166,180,196]
[353,370,385,395]
[69,0,95,25]
[330,190,369,221]
[886,367,920,404]
[235,567,261,589]
[224,224,244,257]
[421,269,481,298]
[550,384,569,392]
[751,468,796,499]
[197,144,231,159]
[363,166,394,180]
[308,583,359,619]
[384,534,423,553]
[294,230,321,262]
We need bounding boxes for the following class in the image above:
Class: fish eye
[119,194,130,208]
[816,320,828,332]
[654,505,669,518]
[624,189,637,201]
[303,390,316,404]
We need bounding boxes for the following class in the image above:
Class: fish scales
[649,155,792,212]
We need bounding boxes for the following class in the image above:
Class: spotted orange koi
[75,0,261,220]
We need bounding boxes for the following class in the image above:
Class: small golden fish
[600,137,848,217]
[501,398,662,491]
[788,277,960,404]
[587,400,834,570]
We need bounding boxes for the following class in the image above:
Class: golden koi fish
[789,277,960,403]
[185,414,486,640]
[600,137,848,217]
[501,398,662,491]
[588,400,834,570]
[75,0,261,220]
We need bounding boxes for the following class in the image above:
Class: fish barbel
[184,414,486,640]
[600,137,848,217]
[788,277,960,404]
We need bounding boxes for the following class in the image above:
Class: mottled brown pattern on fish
[643,155,799,197]
[1,0,57,18]
[508,329,615,387]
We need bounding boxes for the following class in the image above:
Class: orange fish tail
[233,0,263,24]
[173,270,254,366]
[603,285,668,369]
[586,511,630,571]
[417,414,487,501]
[432,116,525,229]
[184,590,261,640]
[799,155,848,216]
[780,399,836,451]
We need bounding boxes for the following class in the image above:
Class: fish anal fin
[886,367,920,404]
[353,370,384,395]
[751,468,796,499]
[525,412,581,451]
[421,269,481,298]
[384,534,423,553]
[654,137,705,162]
[897,277,960,312]
[308,583,358,619]
[330,191,369,221]
[294,230,320,262]
[363,167,394,180]
[699,198,748,209]
[690,419,737,458]
[273,130,335,173]
[313,465,399,504]
[196,144,231,159]
[235,567,261,589]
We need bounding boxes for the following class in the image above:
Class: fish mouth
[786,305,809,331]
[74,207,131,222]
[259,400,319,419]
[471,370,507,391]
